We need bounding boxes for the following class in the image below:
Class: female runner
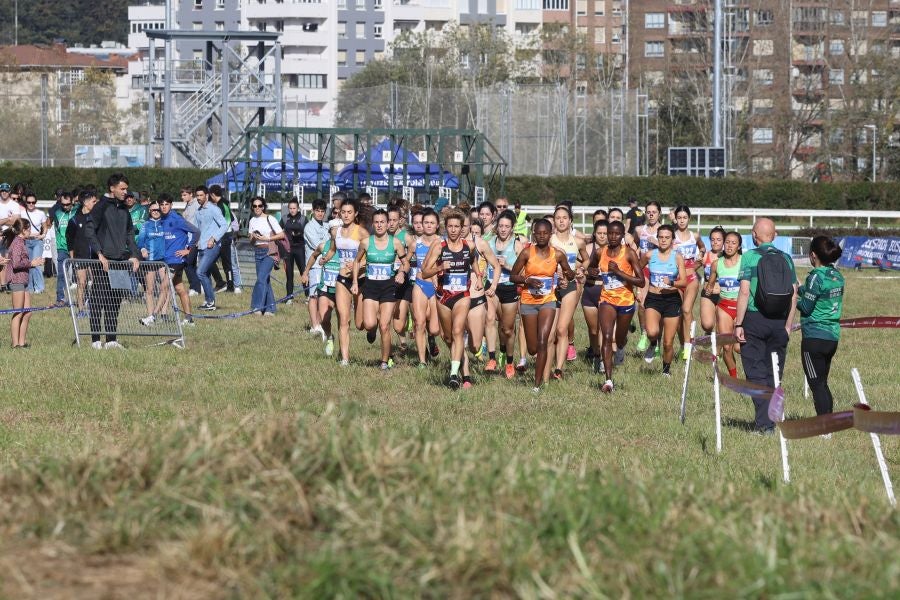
[581,220,608,371]
[410,208,442,367]
[594,220,644,392]
[477,202,497,239]
[509,219,577,392]
[699,226,726,334]
[466,219,491,376]
[390,205,417,352]
[420,210,500,389]
[484,210,524,378]
[705,230,742,378]
[302,231,341,357]
[640,224,688,377]
[672,205,707,358]
[634,201,662,352]
[550,204,589,378]
[351,209,409,370]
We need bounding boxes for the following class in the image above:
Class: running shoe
[139,315,155,327]
[339,359,349,367]
[104,341,125,350]
[285,299,293,306]
[637,332,650,352]
[531,386,541,394]
[309,324,323,337]
[601,379,614,394]
[462,380,473,390]
[366,329,377,344]
[324,338,334,357]
[387,357,395,369]
[76,310,88,319]
[614,348,626,365]
[644,345,656,364]
[91,341,104,350]
[593,356,605,375]
[484,358,498,374]
[448,374,461,390]
[233,287,243,294]
[188,289,199,297]
[516,358,527,373]
[505,364,515,379]
[551,368,563,381]
[662,372,672,379]
[380,361,389,371]
[199,302,217,311]
[215,283,229,293]
[417,362,427,370]
[429,338,440,358]
[181,319,196,327]
[566,343,577,361]
[681,347,690,361]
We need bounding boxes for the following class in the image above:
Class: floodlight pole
[864,124,877,182]
[712,0,723,147]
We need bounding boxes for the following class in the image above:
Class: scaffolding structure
[144,30,282,168]
[222,126,507,226]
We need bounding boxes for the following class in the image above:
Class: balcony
[792,86,825,100]
[393,0,423,21]
[244,1,324,19]
[669,52,708,68]
[793,21,827,36]
[668,23,708,37]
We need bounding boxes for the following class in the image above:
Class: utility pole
[15,0,19,46]
[712,0,723,147]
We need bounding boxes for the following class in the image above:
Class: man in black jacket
[84,173,140,349]
[280,197,307,301]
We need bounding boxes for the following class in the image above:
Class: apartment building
[627,1,899,178]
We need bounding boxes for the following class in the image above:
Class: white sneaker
[188,289,199,297]
[104,341,125,350]
[91,341,104,350]
[263,312,274,317]
[339,359,349,367]
[233,287,242,294]
[285,299,293,306]
[324,337,334,357]
[820,433,832,440]
[68,282,78,291]
[601,379,614,394]
[181,318,196,327]
[140,315,155,327]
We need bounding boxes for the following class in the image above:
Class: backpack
[754,246,794,319]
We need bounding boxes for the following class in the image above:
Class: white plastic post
[804,376,809,399]
[772,352,790,484]
[712,331,722,453]
[851,368,897,508]
[679,320,697,424]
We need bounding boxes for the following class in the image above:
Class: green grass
[0,269,898,597]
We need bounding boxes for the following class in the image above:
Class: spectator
[304,198,329,335]
[0,182,22,290]
[193,185,228,311]
[83,173,141,350]
[512,201,530,237]
[180,185,202,296]
[50,191,78,306]
[208,184,238,293]
[734,218,799,435]
[125,191,148,243]
[797,236,845,418]
[281,197,307,303]
[247,197,284,316]
[137,201,171,326]
[159,193,199,327]
[66,190,100,316]
[623,197,645,237]
[22,192,48,294]
[3,218,43,348]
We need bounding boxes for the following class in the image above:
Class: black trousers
[88,264,126,343]
[184,246,201,293]
[740,311,789,431]
[801,337,839,415]
[219,231,234,289]
[284,244,306,297]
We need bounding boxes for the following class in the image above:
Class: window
[542,0,569,10]
[356,50,366,64]
[192,21,203,31]
[374,0,383,7]
[302,22,319,31]
[374,24,382,38]
[829,69,844,84]
[852,11,867,28]
[337,0,346,7]
[216,0,225,8]
[872,11,887,27]
[645,13,664,29]
[830,128,844,144]
[275,20,284,32]
[338,50,347,66]
[194,0,203,9]
[595,1,604,16]
[215,21,224,31]
[516,22,538,35]
[576,0,587,15]
[594,26,605,44]
[644,41,664,57]
[515,0,540,8]
[753,69,773,85]
[752,128,773,144]
[830,11,845,26]
[830,39,844,55]
[338,21,346,38]
[753,39,774,56]
[753,157,774,172]
[754,10,773,26]
[292,74,327,88]
[752,98,773,114]
[356,0,365,7]
[611,27,622,43]
[577,26,587,39]
[355,22,365,38]
[257,21,267,32]
[193,50,203,62]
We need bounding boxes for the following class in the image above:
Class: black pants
[801,337,839,415]
[740,311,789,431]
[284,244,306,297]
[219,231,234,289]
[184,246,201,293]
[88,264,126,343]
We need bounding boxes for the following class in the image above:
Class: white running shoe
[91,341,104,350]
[104,341,125,350]
[325,337,334,357]
[233,287,243,294]
[601,379,614,394]
[139,315,155,327]
[188,289,199,297]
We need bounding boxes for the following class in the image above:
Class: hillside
[0,0,130,47]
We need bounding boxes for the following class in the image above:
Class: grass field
[1,268,898,598]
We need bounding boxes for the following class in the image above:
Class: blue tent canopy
[207,142,337,192]
[336,139,459,190]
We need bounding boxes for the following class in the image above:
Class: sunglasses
[149,208,161,212]
[26,201,37,205]
[61,202,72,207]
[252,204,264,208]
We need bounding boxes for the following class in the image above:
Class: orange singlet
[599,247,636,307]
[520,246,559,305]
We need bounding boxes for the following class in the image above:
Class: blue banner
[837,236,900,270]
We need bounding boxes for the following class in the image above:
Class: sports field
[1,269,898,598]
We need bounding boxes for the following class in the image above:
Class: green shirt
[53,206,79,252]
[737,242,797,313]
[797,265,844,341]
[513,210,529,237]
[129,205,148,241]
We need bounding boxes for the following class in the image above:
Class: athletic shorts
[644,291,682,319]
[397,278,413,303]
[167,263,186,284]
[363,279,398,303]
[581,283,601,308]
[470,295,487,310]
[322,288,336,304]
[718,297,737,320]
[415,278,436,300]
[440,291,469,310]
[139,262,165,277]
[8,283,27,292]
[598,301,636,315]
[336,274,353,291]
[701,288,720,305]
[520,301,558,316]
[496,284,519,305]
[555,279,578,301]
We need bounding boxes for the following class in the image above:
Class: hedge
[2,165,899,211]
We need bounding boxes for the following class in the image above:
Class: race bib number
[602,272,624,290]
[704,264,712,280]
[488,266,511,284]
[566,252,577,268]
[719,276,739,294]
[650,272,673,288]
[367,263,392,281]
[322,269,338,288]
[678,244,697,261]
[443,273,468,293]
[529,276,555,296]
[409,266,419,280]
[337,248,356,263]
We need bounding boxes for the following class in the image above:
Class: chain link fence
[335,83,647,177]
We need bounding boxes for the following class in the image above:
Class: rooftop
[0,43,131,70]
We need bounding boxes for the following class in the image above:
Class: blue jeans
[251,248,276,314]
[197,243,221,304]
[231,243,243,287]
[26,239,44,293]
[56,248,68,302]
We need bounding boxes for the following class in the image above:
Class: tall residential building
[627,0,898,179]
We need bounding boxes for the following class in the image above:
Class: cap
[627,197,637,205]
[0,183,10,192]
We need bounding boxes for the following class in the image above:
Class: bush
[0,166,219,199]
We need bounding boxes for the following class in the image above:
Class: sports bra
[673,230,699,266]
[488,235,518,285]
[648,249,679,290]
